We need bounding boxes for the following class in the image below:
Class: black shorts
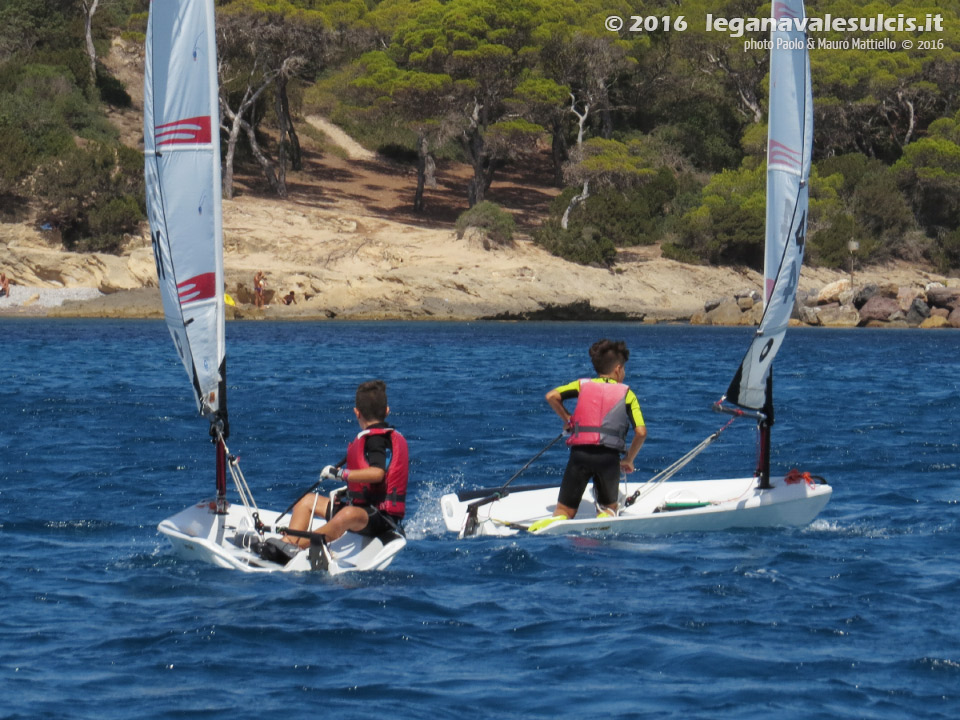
[333,502,403,539]
[558,446,622,509]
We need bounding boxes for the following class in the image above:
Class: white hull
[158,500,405,574]
[441,476,832,538]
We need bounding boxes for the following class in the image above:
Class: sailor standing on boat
[282,380,408,547]
[532,340,646,531]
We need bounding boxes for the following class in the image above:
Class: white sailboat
[441,0,832,539]
[145,0,404,573]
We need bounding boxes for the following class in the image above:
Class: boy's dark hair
[356,380,388,421]
[589,339,630,375]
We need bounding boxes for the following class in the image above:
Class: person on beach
[282,380,409,548]
[281,290,297,305]
[0,272,9,298]
[253,270,265,308]
[531,339,646,531]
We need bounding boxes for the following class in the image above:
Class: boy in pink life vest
[283,380,409,547]
[535,339,646,530]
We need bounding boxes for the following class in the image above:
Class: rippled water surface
[2,320,958,719]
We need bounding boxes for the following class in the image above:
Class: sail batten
[725,0,812,412]
[144,0,226,424]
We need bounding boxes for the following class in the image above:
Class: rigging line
[214,430,261,528]
[624,416,740,508]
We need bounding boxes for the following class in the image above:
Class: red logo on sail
[178,273,217,304]
[768,139,801,171]
[773,2,799,20]
[156,116,212,146]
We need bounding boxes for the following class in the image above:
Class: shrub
[669,163,766,268]
[936,228,960,274]
[35,143,145,253]
[97,68,132,108]
[456,201,516,246]
[534,221,617,266]
[570,168,678,248]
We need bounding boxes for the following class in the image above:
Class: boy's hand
[321,465,344,480]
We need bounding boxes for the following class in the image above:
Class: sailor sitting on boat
[531,339,646,532]
[282,380,408,546]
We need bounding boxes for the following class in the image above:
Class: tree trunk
[414,132,427,212]
[274,78,288,193]
[241,118,283,196]
[221,101,245,200]
[462,126,485,207]
[601,106,613,139]
[83,0,100,87]
[550,117,568,187]
[561,180,589,230]
[219,67,280,199]
[276,76,302,171]
[222,121,240,200]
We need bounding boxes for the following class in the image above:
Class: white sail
[144,0,226,421]
[725,0,813,412]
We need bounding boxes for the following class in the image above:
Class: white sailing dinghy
[145,0,404,573]
[441,0,832,539]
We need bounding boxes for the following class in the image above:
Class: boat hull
[158,500,405,574]
[441,476,832,538]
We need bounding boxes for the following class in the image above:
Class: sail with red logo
[144,0,226,432]
[719,0,814,486]
[145,0,406,573]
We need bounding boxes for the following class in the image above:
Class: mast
[144,0,228,507]
[719,0,813,487]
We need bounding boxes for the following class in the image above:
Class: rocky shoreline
[3,197,958,326]
[3,274,958,329]
[692,278,960,329]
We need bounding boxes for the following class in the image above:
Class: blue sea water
[1,319,958,719]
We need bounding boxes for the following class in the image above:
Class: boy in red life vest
[282,380,408,547]
[532,339,646,531]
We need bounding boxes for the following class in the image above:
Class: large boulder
[817,279,851,305]
[949,307,960,328]
[853,283,878,309]
[926,286,960,311]
[704,297,725,313]
[819,304,860,327]
[743,303,764,325]
[704,300,746,326]
[920,315,951,329]
[797,305,821,326]
[905,298,931,326]
[858,295,900,324]
[897,286,926,312]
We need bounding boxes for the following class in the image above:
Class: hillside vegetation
[1,0,958,274]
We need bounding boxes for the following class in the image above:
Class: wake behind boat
[442,0,832,540]
[145,0,403,574]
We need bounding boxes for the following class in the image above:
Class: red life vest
[567,379,631,452]
[345,427,409,518]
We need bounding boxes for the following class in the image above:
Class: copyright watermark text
[603,12,946,38]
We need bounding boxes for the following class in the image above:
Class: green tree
[895,113,960,229]
[35,143,145,252]
[381,0,550,206]
[667,160,766,268]
[217,0,338,198]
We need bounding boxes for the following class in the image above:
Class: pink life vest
[566,379,631,452]
[345,427,409,518]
